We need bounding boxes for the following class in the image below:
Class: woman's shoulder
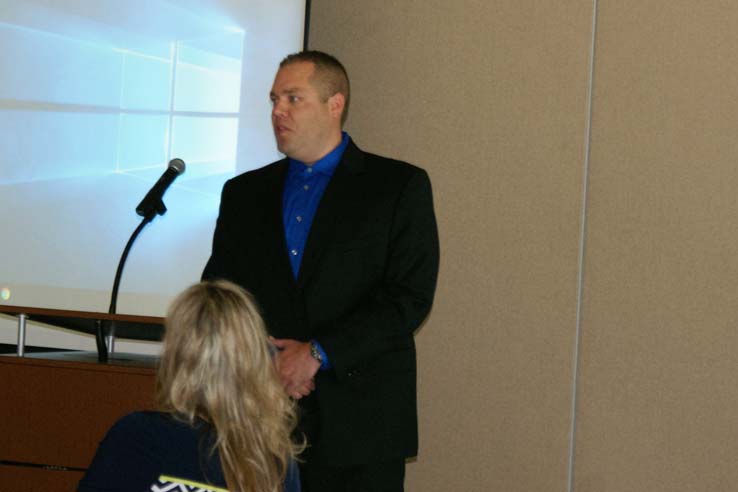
[103,411,202,453]
[97,412,165,456]
[78,412,175,492]
[108,411,172,436]
[114,410,201,430]
[78,411,219,492]
[112,410,165,427]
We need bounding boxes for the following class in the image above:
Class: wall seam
[567,0,600,491]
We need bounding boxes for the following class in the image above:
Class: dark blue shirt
[78,411,301,492]
[282,132,349,278]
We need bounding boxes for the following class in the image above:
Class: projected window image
[0,17,243,191]
[0,0,299,316]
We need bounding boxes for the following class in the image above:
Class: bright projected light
[0,0,307,353]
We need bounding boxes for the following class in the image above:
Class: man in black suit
[203,51,439,492]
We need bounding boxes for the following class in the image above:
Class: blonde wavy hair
[156,280,301,492]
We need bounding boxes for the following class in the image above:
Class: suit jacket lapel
[261,159,297,289]
[297,141,367,288]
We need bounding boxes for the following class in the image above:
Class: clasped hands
[270,337,320,399]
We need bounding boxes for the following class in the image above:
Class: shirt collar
[288,132,350,177]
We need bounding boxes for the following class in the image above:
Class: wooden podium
[0,306,164,491]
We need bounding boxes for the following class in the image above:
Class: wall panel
[310,2,594,490]
[574,2,738,491]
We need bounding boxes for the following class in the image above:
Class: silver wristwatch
[309,341,323,364]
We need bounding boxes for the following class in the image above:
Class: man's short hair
[280,50,350,126]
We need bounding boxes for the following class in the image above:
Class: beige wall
[574,2,738,491]
[310,1,738,491]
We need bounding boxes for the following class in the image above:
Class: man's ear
[328,92,346,120]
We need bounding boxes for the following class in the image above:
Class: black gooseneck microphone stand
[97,159,185,362]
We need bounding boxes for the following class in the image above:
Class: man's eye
[289,95,300,103]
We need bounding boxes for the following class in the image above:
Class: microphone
[135,158,185,220]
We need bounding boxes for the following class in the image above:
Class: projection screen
[0,0,308,353]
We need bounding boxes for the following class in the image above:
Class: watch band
[309,341,324,364]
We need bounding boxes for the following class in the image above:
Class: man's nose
[272,99,287,117]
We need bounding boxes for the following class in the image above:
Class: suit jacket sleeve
[315,168,439,380]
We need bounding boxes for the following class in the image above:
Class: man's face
[270,61,340,164]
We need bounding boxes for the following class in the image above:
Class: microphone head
[168,158,186,175]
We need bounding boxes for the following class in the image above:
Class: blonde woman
[78,280,302,492]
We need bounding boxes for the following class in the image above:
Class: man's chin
[276,139,291,156]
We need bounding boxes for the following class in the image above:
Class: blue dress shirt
[281,132,349,369]
[282,132,349,278]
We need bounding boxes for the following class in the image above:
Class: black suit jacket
[203,139,439,466]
